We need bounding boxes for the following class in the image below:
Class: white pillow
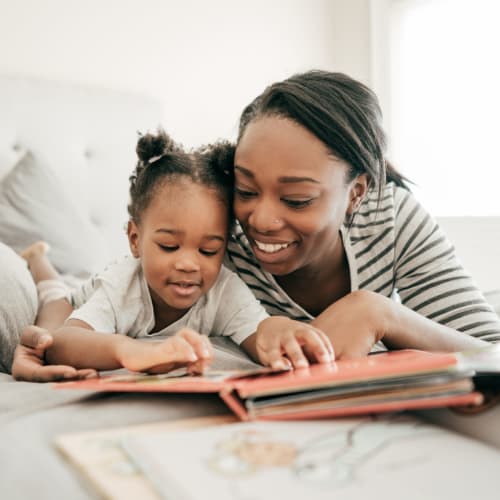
[0,152,110,276]
[484,290,500,316]
[0,242,38,373]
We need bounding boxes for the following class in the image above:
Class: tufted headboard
[0,74,162,260]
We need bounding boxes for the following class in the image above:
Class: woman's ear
[127,220,141,258]
[347,174,369,215]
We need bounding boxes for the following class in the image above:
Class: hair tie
[148,154,164,165]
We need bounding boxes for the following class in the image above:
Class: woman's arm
[392,189,500,344]
[311,290,488,359]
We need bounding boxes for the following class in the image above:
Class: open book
[55,414,500,500]
[54,346,500,420]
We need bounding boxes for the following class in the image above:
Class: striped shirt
[225,182,500,343]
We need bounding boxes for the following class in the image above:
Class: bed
[0,74,499,499]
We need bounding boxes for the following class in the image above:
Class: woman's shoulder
[351,182,427,230]
[347,182,400,238]
[226,223,261,269]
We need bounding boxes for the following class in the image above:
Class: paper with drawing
[122,414,500,500]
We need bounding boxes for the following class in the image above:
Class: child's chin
[165,292,201,310]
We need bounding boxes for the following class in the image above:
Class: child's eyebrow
[203,235,226,243]
[155,228,180,235]
[155,229,225,243]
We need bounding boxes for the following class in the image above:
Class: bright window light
[388,0,500,215]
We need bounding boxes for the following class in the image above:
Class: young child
[17,130,333,378]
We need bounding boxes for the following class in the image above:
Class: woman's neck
[275,231,351,316]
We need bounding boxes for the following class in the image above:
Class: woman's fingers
[258,324,334,370]
[20,325,53,351]
[256,334,289,371]
[281,334,309,368]
[300,326,334,364]
[13,327,84,382]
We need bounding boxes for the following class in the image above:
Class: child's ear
[127,220,141,258]
[346,174,369,215]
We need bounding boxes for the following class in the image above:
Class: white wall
[0,0,372,146]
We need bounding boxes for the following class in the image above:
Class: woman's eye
[282,198,315,209]
[159,244,178,252]
[235,187,257,200]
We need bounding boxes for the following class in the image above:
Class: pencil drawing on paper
[206,415,437,487]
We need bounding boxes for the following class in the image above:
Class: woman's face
[234,115,361,277]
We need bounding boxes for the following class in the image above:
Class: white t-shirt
[69,256,268,345]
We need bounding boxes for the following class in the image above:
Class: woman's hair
[237,70,409,197]
[128,129,235,224]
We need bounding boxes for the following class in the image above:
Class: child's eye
[159,244,178,252]
[282,198,315,209]
[235,187,257,200]
[199,249,220,256]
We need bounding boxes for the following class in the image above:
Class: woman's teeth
[255,240,290,253]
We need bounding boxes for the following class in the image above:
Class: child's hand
[254,317,334,370]
[117,328,213,375]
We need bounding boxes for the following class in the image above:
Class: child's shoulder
[208,265,249,296]
[95,255,141,285]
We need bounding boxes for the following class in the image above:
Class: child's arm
[241,316,334,370]
[46,319,213,374]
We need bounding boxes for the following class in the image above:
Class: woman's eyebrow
[235,166,320,184]
[278,176,320,184]
[234,165,254,177]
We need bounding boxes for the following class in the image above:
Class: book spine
[219,389,251,421]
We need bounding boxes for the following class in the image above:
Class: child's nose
[174,253,200,272]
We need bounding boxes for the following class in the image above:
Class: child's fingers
[145,360,187,374]
[177,328,212,360]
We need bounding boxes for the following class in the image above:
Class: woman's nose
[248,201,284,233]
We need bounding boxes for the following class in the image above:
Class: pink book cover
[54,349,483,419]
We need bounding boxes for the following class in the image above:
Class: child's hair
[128,129,235,225]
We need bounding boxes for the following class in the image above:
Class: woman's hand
[12,325,98,382]
[311,290,392,359]
[115,328,214,375]
[246,316,334,370]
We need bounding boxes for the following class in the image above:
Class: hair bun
[136,128,183,163]
[205,140,235,174]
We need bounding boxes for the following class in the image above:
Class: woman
[224,70,499,359]
[11,70,500,380]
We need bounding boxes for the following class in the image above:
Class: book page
[55,415,237,500]
[122,414,500,500]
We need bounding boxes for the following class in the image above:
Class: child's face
[128,180,228,318]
